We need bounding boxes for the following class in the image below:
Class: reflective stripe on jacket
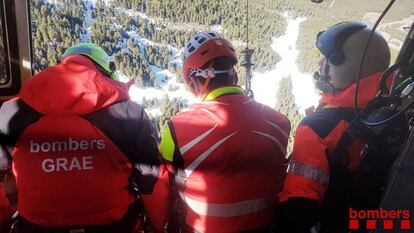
[279,72,383,203]
[278,73,384,233]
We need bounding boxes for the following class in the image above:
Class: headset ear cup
[329,51,345,65]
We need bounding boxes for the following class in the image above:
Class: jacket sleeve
[0,99,35,230]
[0,185,13,233]
[159,122,185,232]
[279,125,330,203]
[0,99,41,178]
[131,109,169,233]
[277,125,330,233]
[140,164,170,233]
[81,100,169,232]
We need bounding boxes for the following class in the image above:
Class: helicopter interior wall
[372,128,414,233]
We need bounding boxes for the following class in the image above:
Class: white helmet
[183,31,222,61]
[315,21,390,92]
[182,31,238,95]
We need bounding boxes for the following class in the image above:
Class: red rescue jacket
[279,72,382,203]
[0,186,13,231]
[278,73,383,232]
[160,86,290,233]
[0,55,167,229]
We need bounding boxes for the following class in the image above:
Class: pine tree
[275,76,304,155]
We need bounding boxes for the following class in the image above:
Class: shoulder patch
[82,100,159,165]
[0,99,42,147]
[300,108,355,139]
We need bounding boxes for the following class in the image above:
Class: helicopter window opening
[0,2,9,86]
[0,0,22,97]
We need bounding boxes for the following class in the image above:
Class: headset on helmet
[183,32,238,95]
[314,21,391,93]
[61,43,118,80]
[316,21,367,66]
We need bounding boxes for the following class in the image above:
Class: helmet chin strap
[189,76,211,100]
[200,62,214,100]
[189,62,234,100]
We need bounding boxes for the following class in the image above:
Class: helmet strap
[189,77,201,96]
[200,62,214,100]
[200,76,212,100]
[188,62,235,99]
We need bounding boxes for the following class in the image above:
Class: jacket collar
[320,72,383,108]
[205,86,245,101]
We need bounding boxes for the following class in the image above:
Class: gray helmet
[316,21,390,90]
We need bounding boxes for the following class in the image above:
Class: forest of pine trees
[30,0,412,78]
[275,76,303,154]
[29,0,412,141]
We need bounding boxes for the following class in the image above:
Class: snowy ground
[364,13,414,51]
[118,72,198,117]
[252,15,320,114]
[80,0,192,118]
[66,0,321,116]
[123,13,321,116]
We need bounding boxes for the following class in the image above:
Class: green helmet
[62,43,117,79]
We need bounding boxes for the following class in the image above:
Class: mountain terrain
[31,0,414,151]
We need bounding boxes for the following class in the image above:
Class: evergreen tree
[275,76,304,155]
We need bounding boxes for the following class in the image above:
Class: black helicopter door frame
[0,0,31,100]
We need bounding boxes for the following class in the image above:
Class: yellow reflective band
[323,104,338,109]
[205,86,245,101]
[159,126,175,162]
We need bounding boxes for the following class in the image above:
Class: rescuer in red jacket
[277,22,391,233]
[159,31,291,233]
[0,185,13,232]
[0,43,168,233]
[0,102,15,232]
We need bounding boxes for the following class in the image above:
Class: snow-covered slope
[252,15,320,114]
[121,12,321,115]
[76,0,321,116]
